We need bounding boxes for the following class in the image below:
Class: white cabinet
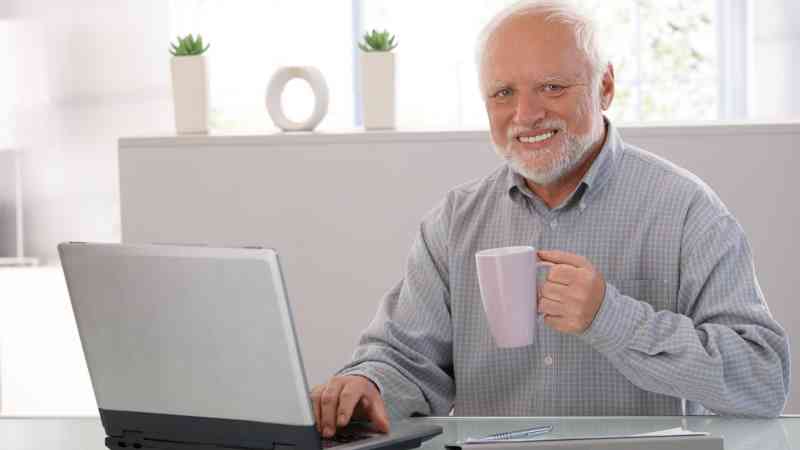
[118,125,800,412]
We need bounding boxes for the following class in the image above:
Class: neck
[525,126,608,209]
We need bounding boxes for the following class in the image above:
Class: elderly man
[311,0,790,437]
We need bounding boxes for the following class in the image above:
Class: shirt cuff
[579,281,644,354]
[337,365,386,395]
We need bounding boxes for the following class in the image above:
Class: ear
[599,63,615,111]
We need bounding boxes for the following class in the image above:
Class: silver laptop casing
[59,242,313,426]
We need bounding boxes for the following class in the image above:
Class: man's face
[482,14,612,185]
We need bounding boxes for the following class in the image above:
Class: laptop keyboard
[321,424,376,448]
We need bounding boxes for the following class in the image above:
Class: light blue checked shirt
[339,120,790,418]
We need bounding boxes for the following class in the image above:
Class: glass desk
[421,416,797,449]
[1,415,797,450]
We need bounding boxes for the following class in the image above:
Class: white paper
[631,427,710,437]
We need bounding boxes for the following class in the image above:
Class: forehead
[483,13,590,84]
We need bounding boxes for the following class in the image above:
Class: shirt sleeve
[336,196,455,419]
[580,205,790,417]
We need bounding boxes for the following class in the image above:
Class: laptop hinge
[106,430,145,449]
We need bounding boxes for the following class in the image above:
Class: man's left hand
[537,250,606,334]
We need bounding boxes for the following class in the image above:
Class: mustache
[506,119,567,140]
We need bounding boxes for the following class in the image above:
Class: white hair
[476,0,608,95]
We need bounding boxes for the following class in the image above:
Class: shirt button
[544,355,554,366]
[549,220,558,229]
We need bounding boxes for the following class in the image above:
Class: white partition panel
[119,123,800,413]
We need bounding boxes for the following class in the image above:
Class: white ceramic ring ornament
[266,66,329,131]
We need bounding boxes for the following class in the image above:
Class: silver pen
[465,424,553,443]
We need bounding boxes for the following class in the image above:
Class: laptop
[59,242,442,450]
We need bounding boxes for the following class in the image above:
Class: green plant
[169,34,210,56]
[358,29,398,52]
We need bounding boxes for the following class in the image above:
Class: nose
[512,89,546,126]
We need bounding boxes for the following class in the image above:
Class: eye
[491,87,513,98]
[541,84,566,95]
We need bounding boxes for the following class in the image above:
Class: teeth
[519,131,555,143]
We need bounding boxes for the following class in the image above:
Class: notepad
[631,427,710,438]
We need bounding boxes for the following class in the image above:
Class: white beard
[494,115,604,186]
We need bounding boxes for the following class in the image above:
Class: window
[360,0,725,127]
[171,1,790,130]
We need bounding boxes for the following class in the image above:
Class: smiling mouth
[516,130,557,144]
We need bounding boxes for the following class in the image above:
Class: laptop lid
[59,242,442,450]
[59,242,321,449]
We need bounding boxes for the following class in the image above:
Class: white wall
[118,123,800,414]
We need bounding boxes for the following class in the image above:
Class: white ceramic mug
[475,246,538,348]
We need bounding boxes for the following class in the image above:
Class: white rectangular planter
[359,51,395,130]
[170,55,209,135]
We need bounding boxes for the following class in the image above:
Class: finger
[310,387,323,432]
[336,382,365,427]
[546,264,577,285]
[320,380,346,437]
[543,313,567,330]
[539,281,570,302]
[365,391,391,433]
[538,296,567,316]
[538,250,591,268]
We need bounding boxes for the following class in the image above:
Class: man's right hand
[310,375,391,438]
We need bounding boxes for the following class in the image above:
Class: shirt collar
[506,117,622,207]
[579,117,621,195]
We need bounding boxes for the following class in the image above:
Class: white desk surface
[1,415,798,450]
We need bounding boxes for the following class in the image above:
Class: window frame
[716,0,752,120]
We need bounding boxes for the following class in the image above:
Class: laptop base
[105,435,269,450]
[101,409,321,450]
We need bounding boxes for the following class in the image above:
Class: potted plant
[358,29,398,130]
[169,34,210,134]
